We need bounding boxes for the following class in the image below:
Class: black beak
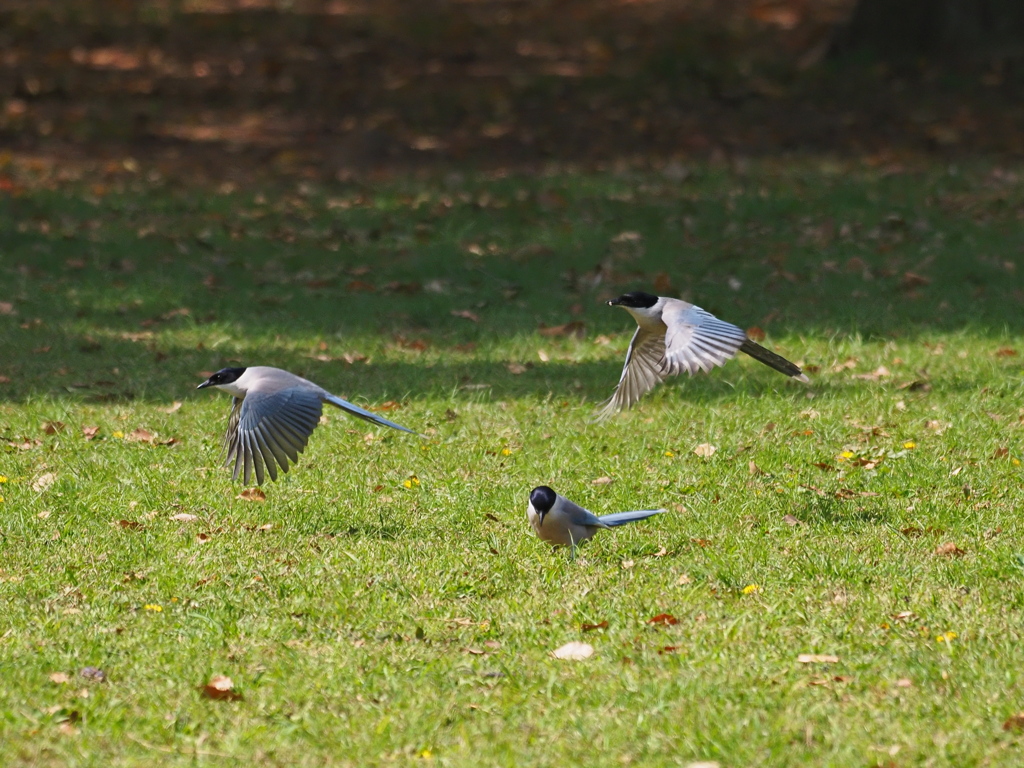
[607,297,622,306]
[196,379,213,390]
[537,511,546,527]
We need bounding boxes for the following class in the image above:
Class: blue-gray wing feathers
[226,388,323,485]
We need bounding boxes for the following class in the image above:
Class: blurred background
[2,0,1022,184]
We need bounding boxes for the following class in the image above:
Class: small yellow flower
[171,597,178,603]
[0,475,7,483]
[112,430,124,439]
[904,441,916,449]
[838,450,854,461]
[879,622,890,630]
[742,584,760,595]
[1014,458,1021,466]
[936,631,957,643]
[0,495,4,503]
[403,476,421,489]
[500,448,512,456]
[143,604,163,612]
[420,749,433,760]
[664,451,675,457]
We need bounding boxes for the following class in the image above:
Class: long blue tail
[324,394,417,434]
[598,509,665,527]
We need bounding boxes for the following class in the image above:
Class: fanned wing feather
[661,304,747,377]
[597,325,668,418]
[225,388,324,485]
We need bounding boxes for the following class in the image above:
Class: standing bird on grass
[197,366,415,485]
[600,291,808,418]
[527,485,664,550]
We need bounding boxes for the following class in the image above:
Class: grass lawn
[2,158,1024,766]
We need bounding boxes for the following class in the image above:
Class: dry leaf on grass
[647,613,679,626]
[200,675,242,701]
[170,513,198,523]
[237,488,266,502]
[450,309,480,323]
[783,514,802,526]
[1003,713,1024,731]
[32,472,56,492]
[581,621,609,632]
[0,301,15,315]
[896,678,913,688]
[693,443,716,458]
[126,428,153,442]
[42,421,65,435]
[538,321,585,338]
[746,326,766,342]
[797,654,839,664]
[81,426,100,440]
[117,519,143,530]
[49,672,71,684]
[935,541,966,557]
[161,401,183,414]
[552,641,594,660]
[591,476,614,485]
[506,362,528,374]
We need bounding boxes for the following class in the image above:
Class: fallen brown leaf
[200,675,242,701]
[693,443,716,458]
[0,301,15,315]
[1003,713,1024,731]
[538,321,585,338]
[995,348,1018,358]
[797,654,839,664]
[451,309,479,323]
[652,271,674,294]
[935,541,966,557]
[506,362,528,374]
[591,476,614,485]
[647,613,679,626]
[581,621,609,632]
[552,641,594,660]
[237,488,266,502]
[896,678,913,688]
[160,401,184,414]
[169,513,198,523]
[42,421,65,435]
[126,428,154,442]
[746,326,766,342]
[81,425,100,440]
[32,472,56,492]
[117,519,143,530]
[782,514,802,526]
[49,672,71,684]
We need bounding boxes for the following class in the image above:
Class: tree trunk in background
[832,0,1024,59]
